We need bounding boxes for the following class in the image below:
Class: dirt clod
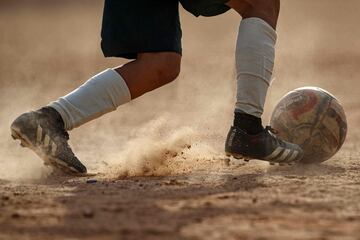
[82,208,95,218]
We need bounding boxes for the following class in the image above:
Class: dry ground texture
[0,0,360,239]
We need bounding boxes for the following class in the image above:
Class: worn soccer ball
[270,87,347,164]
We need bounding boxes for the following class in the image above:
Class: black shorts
[101,0,230,59]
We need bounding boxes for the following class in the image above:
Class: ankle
[233,112,263,135]
[39,107,65,129]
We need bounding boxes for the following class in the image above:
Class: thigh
[101,0,182,59]
[180,0,230,17]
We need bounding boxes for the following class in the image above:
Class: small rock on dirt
[83,209,95,218]
[86,179,97,184]
[11,212,21,219]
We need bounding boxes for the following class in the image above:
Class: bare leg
[226,0,280,29]
[116,52,181,99]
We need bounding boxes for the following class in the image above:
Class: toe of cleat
[269,162,296,166]
[225,153,252,163]
[226,153,298,166]
[11,134,27,148]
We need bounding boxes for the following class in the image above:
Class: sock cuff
[106,68,132,104]
[240,17,277,42]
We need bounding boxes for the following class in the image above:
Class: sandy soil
[0,1,359,239]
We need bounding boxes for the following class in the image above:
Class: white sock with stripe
[49,69,131,130]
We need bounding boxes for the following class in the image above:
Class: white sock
[49,69,131,130]
[235,17,277,118]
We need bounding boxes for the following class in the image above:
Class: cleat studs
[225,153,252,162]
[232,154,243,160]
[270,162,275,165]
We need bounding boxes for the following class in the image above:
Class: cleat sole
[226,152,253,162]
[226,152,296,166]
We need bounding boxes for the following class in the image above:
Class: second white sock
[49,69,131,130]
[235,17,277,118]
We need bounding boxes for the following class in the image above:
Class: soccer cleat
[10,108,87,174]
[225,126,303,165]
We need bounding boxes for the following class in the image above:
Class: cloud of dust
[101,117,197,177]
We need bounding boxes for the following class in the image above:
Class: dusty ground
[0,1,360,239]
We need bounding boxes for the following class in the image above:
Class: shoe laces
[54,131,76,159]
[264,126,283,145]
[265,126,278,134]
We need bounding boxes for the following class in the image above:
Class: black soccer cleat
[225,126,303,165]
[10,108,87,174]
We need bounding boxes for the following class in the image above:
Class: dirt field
[0,1,360,239]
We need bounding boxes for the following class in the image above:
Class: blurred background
[0,0,359,179]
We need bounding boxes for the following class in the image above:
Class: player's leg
[180,0,303,164]
[11,0,182,174]
[11,52,180,174]
[50,52,181,130]
[224,0,303,164]
[227,0,279,131]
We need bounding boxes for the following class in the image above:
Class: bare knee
[154,53,181,85]
[227,0,280,29]
[138,52,181,85]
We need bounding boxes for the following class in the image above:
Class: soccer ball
[270,87,347,164]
